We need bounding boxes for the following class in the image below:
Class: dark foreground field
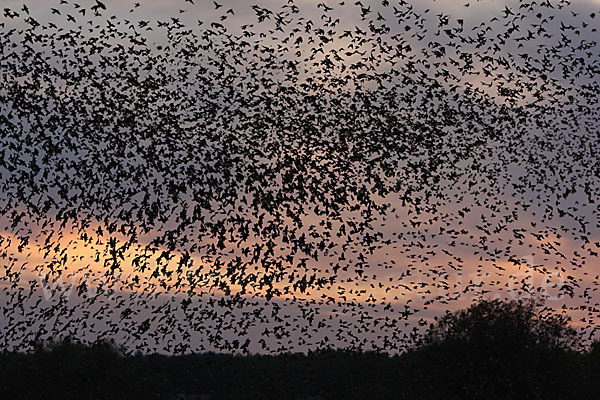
[2,300,600,400]
[2,339,599,400]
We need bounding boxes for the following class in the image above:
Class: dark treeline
[3,299,599,400]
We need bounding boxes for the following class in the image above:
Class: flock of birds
[0,0,598,354]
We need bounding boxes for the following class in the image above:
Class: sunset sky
[0,0,598,354]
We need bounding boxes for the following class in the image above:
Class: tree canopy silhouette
[407,299,582,400]
[424,298,579,351]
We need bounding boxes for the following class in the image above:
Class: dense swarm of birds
[0,0,598,354]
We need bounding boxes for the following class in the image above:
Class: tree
[424,298,579,351]
[406,299,583,400]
